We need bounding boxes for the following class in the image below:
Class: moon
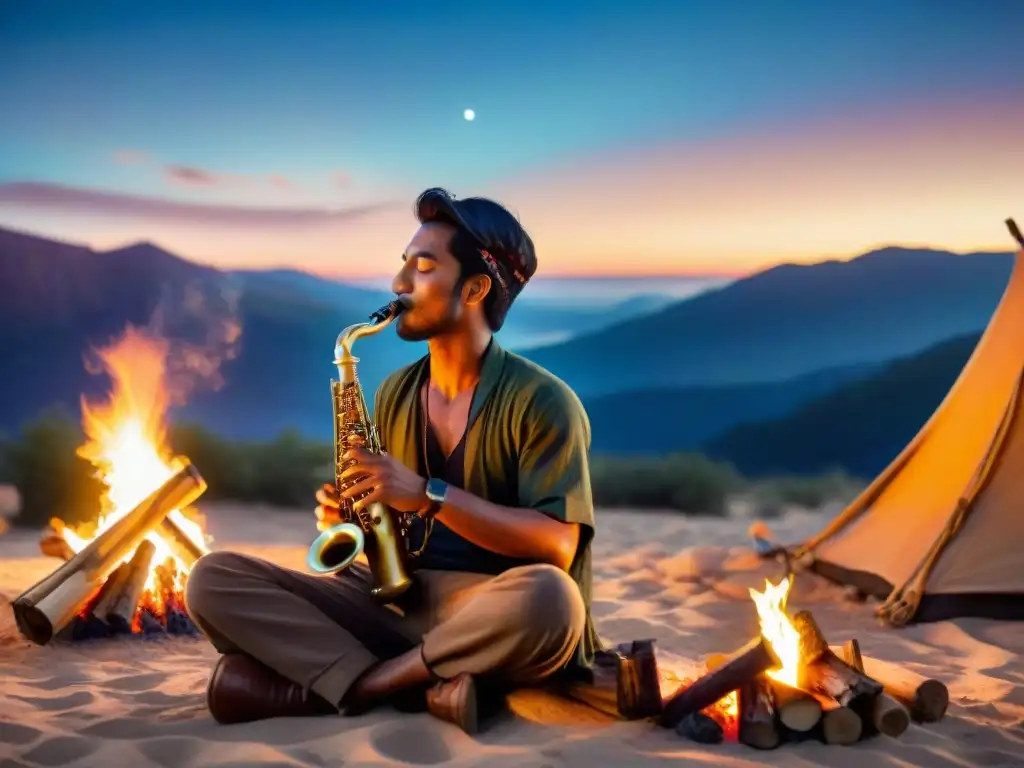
[463,109,475,121]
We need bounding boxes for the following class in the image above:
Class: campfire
[11,327,211,645]
[656,576,950,749]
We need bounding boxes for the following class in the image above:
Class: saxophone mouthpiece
[368,296,411,324]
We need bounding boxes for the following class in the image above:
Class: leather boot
[206,653,337,724]
[425,673,480,734]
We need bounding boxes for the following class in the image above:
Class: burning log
[737,673,781,750]
[105,539,157,633]
[659,635,780,729]
[842,639,910,738]
[831,644,949,723]
[792,611,883,715]
[158,515,206,568]
[767,678,822,734]
[10,459,207,645]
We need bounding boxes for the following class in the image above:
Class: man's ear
[463,274,492,307]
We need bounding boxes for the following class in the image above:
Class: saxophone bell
[306,521,365,575]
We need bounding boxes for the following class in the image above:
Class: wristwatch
[421,478,448,518]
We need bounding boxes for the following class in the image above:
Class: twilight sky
[1,0,1022,278]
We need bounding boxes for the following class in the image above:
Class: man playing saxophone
[185,188,598,734]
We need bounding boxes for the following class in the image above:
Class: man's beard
[396,299,462,342]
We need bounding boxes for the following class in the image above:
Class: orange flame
[61,326,208,602]
[749,577,801,687]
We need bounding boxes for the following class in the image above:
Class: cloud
[163,165,259,189]
[111,149,335,195]
[112,149,150,166]
[0,181,396,227]
[163,164,302,193]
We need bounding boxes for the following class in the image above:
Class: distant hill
[0,225,1012,449]
[229,268,676,349]
[0,227,669,439]
[703,333,981,478]
[524,247,1013,398]
[582,361,879,455]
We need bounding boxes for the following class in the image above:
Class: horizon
[1,221,1017,287]
[2,2,1023,276]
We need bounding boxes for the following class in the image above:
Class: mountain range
[0,225,1013,478]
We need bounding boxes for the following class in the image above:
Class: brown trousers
[184,552,586,709]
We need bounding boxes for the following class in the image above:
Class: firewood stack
[12,460,208,646]
[657,610,950,750]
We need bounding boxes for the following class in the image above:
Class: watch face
[426,478,447,502]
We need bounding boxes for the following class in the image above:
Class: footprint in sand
[19,736,99,767]
[370,720,455,765]
[80,717,155,740]
[32,674,93,691]
[0,723,42,745]
[100,672,166,692]
[10,691,94,711]
[137,736,205,768]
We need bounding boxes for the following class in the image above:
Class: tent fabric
[794,238,1024,626]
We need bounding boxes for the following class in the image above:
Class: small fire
[749,576,801,687]
[59,327,208,617]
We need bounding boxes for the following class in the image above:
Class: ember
[11,326,211,645]
[656,576,950,750]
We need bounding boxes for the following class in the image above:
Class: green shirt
[374,338,600,674]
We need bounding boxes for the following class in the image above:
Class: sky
[1,0,1023,278]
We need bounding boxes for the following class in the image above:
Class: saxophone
[306,296,421,601]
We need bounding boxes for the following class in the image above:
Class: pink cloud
[164,164,299,193]
[332,170,351,189]
[0,181,395,227]
[165,165,235,188]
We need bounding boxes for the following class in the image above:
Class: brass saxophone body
[306,297,415,602]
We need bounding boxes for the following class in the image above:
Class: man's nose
[392,269,412,296]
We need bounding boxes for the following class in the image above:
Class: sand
[2,503,1023,768]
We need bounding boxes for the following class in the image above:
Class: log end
[877,699,911,738]
[779,697,822,733]
[741,722,781,750]
[822,707,862,746]
[916,679,950,722]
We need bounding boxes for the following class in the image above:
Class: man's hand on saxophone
[338,447,429,514]
[313,484,344,532]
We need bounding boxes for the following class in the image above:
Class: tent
[792,219,1024,626]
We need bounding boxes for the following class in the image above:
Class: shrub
[0,411,860,527]
[2,406,104,528]
[590,453,744,515]
[746,471,865,517]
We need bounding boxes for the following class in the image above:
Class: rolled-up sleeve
[517,385,595,539]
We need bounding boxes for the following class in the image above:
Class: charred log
[675,711,724,744]
[615,639,663,719]
[659,635,780,729]
[793,611,883,716]
[737,673,780,750]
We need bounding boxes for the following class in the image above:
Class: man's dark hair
[414,187,537,331]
